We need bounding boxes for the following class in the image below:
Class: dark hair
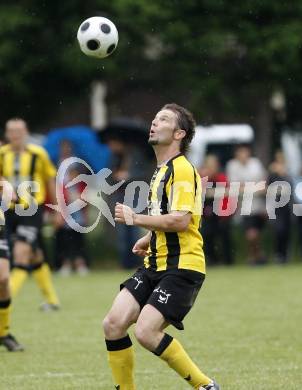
[161,103,196,153]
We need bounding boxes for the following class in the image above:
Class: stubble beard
[148,139,159,146]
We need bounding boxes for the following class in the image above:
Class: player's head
[5,118,29,148]
[148,103,196,153]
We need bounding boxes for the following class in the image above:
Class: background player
[0,118,60,310]
[103,104,220,389]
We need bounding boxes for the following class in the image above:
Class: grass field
[1,265,302,389]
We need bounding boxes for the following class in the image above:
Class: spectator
[267,151,292,264]
[56,139,74,186]
[107,138,150,269]
[226,145,267,265]
[52,140,89,274]
[200,154,234,265]
[54,164,90,276]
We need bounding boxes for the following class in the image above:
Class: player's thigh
[0,226,10,265]
[13,240,32,265]
[0,259,10,284]
[104,288,141,329]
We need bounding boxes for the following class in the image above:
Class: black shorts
[0,225,10,260]
[5,206,43,249]
[121,267,205,330]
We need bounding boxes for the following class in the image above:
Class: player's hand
[132,235,150,257]
[114,202,136,225]
[0,179,17,203]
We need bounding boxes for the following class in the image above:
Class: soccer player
[0,180,23,351]
[103,104,220,389]
[0,118,60,310]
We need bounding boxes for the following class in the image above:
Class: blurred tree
[1,0,302,162]
[150,0,302,162]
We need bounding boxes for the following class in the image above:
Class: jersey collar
[157,152,183,168]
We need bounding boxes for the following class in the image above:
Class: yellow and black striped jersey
[144,153,205,274]
[0,143,56,206]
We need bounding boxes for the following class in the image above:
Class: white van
[281,130,302,205]
[281,131,302,177]
[188,124,254,169]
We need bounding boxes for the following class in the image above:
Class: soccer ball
[77,16,118,59]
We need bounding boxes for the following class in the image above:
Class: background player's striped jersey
[144,154,205,274]
[0,143,56,207]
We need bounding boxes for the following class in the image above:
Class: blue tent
[44,125,111,171]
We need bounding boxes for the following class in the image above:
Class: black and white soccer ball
[77,16,118,59]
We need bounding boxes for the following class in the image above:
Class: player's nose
[151,118,158,127]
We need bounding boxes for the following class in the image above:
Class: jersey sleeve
[0,147,6,176]
[40,148,57,180]
[169,163,197,213]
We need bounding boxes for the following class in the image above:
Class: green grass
[2,265,302,389]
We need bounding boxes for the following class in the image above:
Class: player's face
[5,120,28,147]
[148,109,179,147]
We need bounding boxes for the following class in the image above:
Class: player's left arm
[40,148,57,205]
[43,155,63,226]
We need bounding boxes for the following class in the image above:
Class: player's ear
[174,129,186,141]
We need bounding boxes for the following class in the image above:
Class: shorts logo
[16,225,38,243]
[154,286,171,304]
[0,239,8,251]
[132,276,143,290]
